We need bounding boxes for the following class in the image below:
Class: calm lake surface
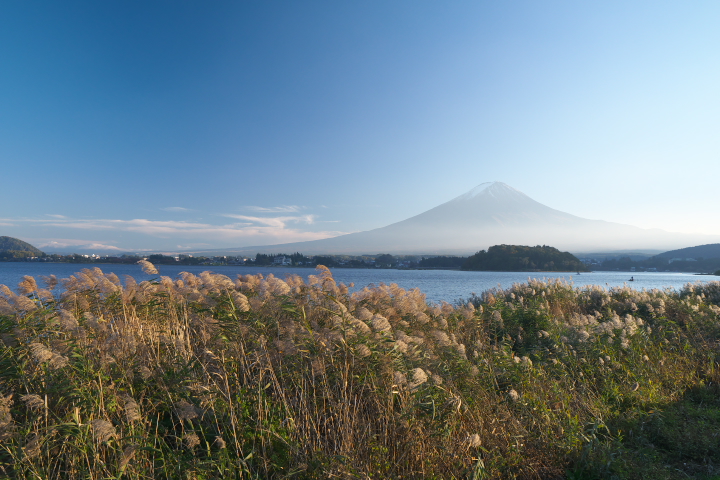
[0,262,716,304]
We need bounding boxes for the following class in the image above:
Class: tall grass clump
[1,265,720,478]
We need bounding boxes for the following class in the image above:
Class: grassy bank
[1,264,720,479]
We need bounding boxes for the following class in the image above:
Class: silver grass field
[1,263,720,479]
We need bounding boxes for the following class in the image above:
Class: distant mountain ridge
[193,182,720,256]
[653,243,720,260]
[0,236,44,257]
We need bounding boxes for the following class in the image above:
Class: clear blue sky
[2,1,719,253]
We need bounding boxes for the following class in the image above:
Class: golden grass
[0,264,719,479]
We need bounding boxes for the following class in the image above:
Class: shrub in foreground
[0,265,719,478]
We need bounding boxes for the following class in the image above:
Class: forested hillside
[0,236,44,259]
[462,244,588,272]
[655,243,720,260]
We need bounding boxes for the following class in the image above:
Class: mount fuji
[210,182,720,255]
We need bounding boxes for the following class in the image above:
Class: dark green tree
[374,254,396,267]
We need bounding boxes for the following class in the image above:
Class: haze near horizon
[2,2,719,253]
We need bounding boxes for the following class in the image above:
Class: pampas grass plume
[137,260,158,275]
[184,433,201,448]
[20,394,45,412]
[466,434,482,448]
[18,276,37,295]
[122,395,142,423]
[175,400,200,422]
[91,419,116,443]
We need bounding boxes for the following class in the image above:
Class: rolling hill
[0,236,44,257]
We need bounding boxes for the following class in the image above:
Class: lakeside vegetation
[462,245,589,272]
[3,233,719,275]
[1,264,720,478]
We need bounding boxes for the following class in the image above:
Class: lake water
[0,262,715,304]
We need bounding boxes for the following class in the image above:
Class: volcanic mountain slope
[211,182,720,255]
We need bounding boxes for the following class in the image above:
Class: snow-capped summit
[220,182,720,255]
[451,181,522,201]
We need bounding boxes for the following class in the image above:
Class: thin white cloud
[45,214,67,219]
[161,207,193,212]
[243,205,304,213]
[175,243,212,249]
[221,214,317,228]
[39,239,124,251]
[11,215,345,244]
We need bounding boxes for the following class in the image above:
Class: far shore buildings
[273,255,292,266]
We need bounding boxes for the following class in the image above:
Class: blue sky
[2,1,719,253]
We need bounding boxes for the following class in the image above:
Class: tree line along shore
[1,262,720,478]
[3,235,720,274]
